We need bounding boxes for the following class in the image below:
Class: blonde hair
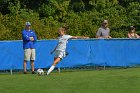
[58,26,67,33]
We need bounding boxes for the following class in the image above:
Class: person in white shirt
[46,27,89,75]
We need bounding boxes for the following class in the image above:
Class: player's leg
[23,49,31,74]
[30,49,36,74]
[23,60,27,74]
[30,60,35,74]
[47,50,65,75]
[47,57,61,75]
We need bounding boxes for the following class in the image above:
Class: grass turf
[0,68,140,93]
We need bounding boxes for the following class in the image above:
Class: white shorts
[24,49,36,61]
[55,50,66,59]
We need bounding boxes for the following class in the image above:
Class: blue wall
[0,39,140,70]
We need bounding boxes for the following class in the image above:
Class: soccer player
[46,27,89,75]
[22,22,37,74]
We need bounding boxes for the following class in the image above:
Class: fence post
[10,68,12,75]
[58,67,61,73]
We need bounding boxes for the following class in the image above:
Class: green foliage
[65,11,98,38]
[8,0,21,15]
[0,0,140,40]
[127,2,140,25]
[70,0,85,12]
[89,0,118,9]
[39,4,56,17]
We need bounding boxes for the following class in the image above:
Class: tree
[69,0,85,12]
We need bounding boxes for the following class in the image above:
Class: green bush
[0,0,140,40]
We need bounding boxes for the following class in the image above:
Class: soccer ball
[37,68,44,75]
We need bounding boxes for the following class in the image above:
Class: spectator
[128,26,139,38]
[22,22,37,74]
[96,20,112,38]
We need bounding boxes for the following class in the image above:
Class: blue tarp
[0,39,140,70]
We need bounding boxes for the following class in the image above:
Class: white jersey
[55,35,72,51]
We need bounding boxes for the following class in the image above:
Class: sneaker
[24,72,27,74]
[32,71,35,74]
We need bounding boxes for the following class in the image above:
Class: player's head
[25,22,31,30]
[58,27,66,36]
[102,20,108,28]
[129,26,135,33]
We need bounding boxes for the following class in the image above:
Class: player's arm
[30,31,37,41]
[105,35,112,39]
[50,47,56,54]
[108,36,112,38]
[107,30,112,38]
[50,43,58,54]
[71,36,89,39]
[128,33,131,38]
[31,32,37,41]
[135,34,140,38]
[22,31,30,41]
[96,35,103,38]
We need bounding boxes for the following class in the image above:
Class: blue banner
[0,39,140,70]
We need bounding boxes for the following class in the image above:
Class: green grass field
[0,68,140,93]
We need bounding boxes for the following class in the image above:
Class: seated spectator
[128,26,139,38]
[96,20,112,38]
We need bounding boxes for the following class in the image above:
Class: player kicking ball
[46,26,89,75]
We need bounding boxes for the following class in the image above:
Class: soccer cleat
[24,72,27,74]
[45,72,49,76]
